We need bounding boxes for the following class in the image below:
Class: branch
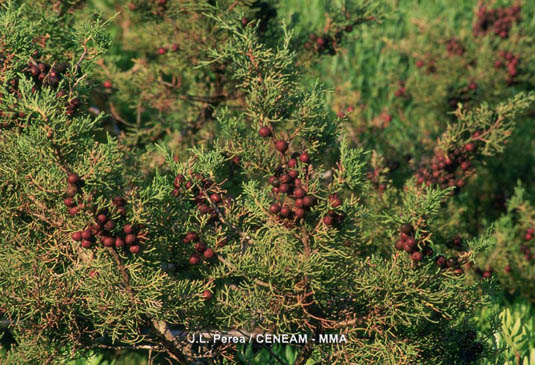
[105,248,191,364]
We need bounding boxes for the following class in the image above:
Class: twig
[199,189,255,254]
[105,247,190,364]
[109,102,134,126]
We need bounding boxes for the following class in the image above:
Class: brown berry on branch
[275,140,289,153]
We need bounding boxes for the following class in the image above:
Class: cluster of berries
[64,174,126,215]
[445,237,495,277]
[260,124,347,227]
[494,51,520,85]
[63,173,86,216]
[183,231,216,267]
[501,228,535,274]
[156,43,179,56]
[25,54,81,116]
[305,34,336,55]
[414,53,436,74]
[25,55,68,90]
[394,224,469,275]
[519,227,535,262]
[473,3,521,39]
[336,105,354,119]
[434,255,465,276]
[172,172,228,224]
[0,54,78,128]
[445,38,465,57]
[394,223,433,262]
[65,172,139,253]
[322,194,346,227]
[446,235,465,252]
[366,167,388,193]
[447,81,478,110]
[474,266,494,279]
[72,221,141,254]
[304,24,353,56]
[268,151,317,222]
[415,134,482,193]
[394,81,408,98]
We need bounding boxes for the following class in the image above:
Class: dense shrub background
[0,0,534,364]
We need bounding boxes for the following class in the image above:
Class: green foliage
[1,0,535,364]
[477,296,535,365]
[235,343,298,365]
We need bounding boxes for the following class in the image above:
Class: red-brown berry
[67,173,80,184]
[189,254,200,265]
[210,193,221,204]
[279,174,291,184]
[202,290,212,301]
[96,214,108,224]
[112,196,126,206]
[259,126,272,137]
[71,231,82,241]
[66,184,79,197]
[303,195,316,207]
[323,215,334,226]
[411,251,423,261]
[269,176,280,187]
[103,220,115,231]
[294,187,306,199]
[329,194,342,208]
[81,230,92,240]
[203,248,215,259]
[435,255,447,268]
[125,234,137,245]
[288,170,299,179]
[299,152,310,164]
[274,140,288,153]
[115,237,125,248]
[185,231,199,242]
[279,205,291,218]
[269,203,281,214]
[279,184,290,193]
[288,159,298,168]
[173,174,184,188]
[465,142,476,152]
[460,161,471,171]
[123,224,134,234]
[103,236,115,247]
[195,241,207,253]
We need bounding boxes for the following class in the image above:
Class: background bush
[0,0,534,364]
